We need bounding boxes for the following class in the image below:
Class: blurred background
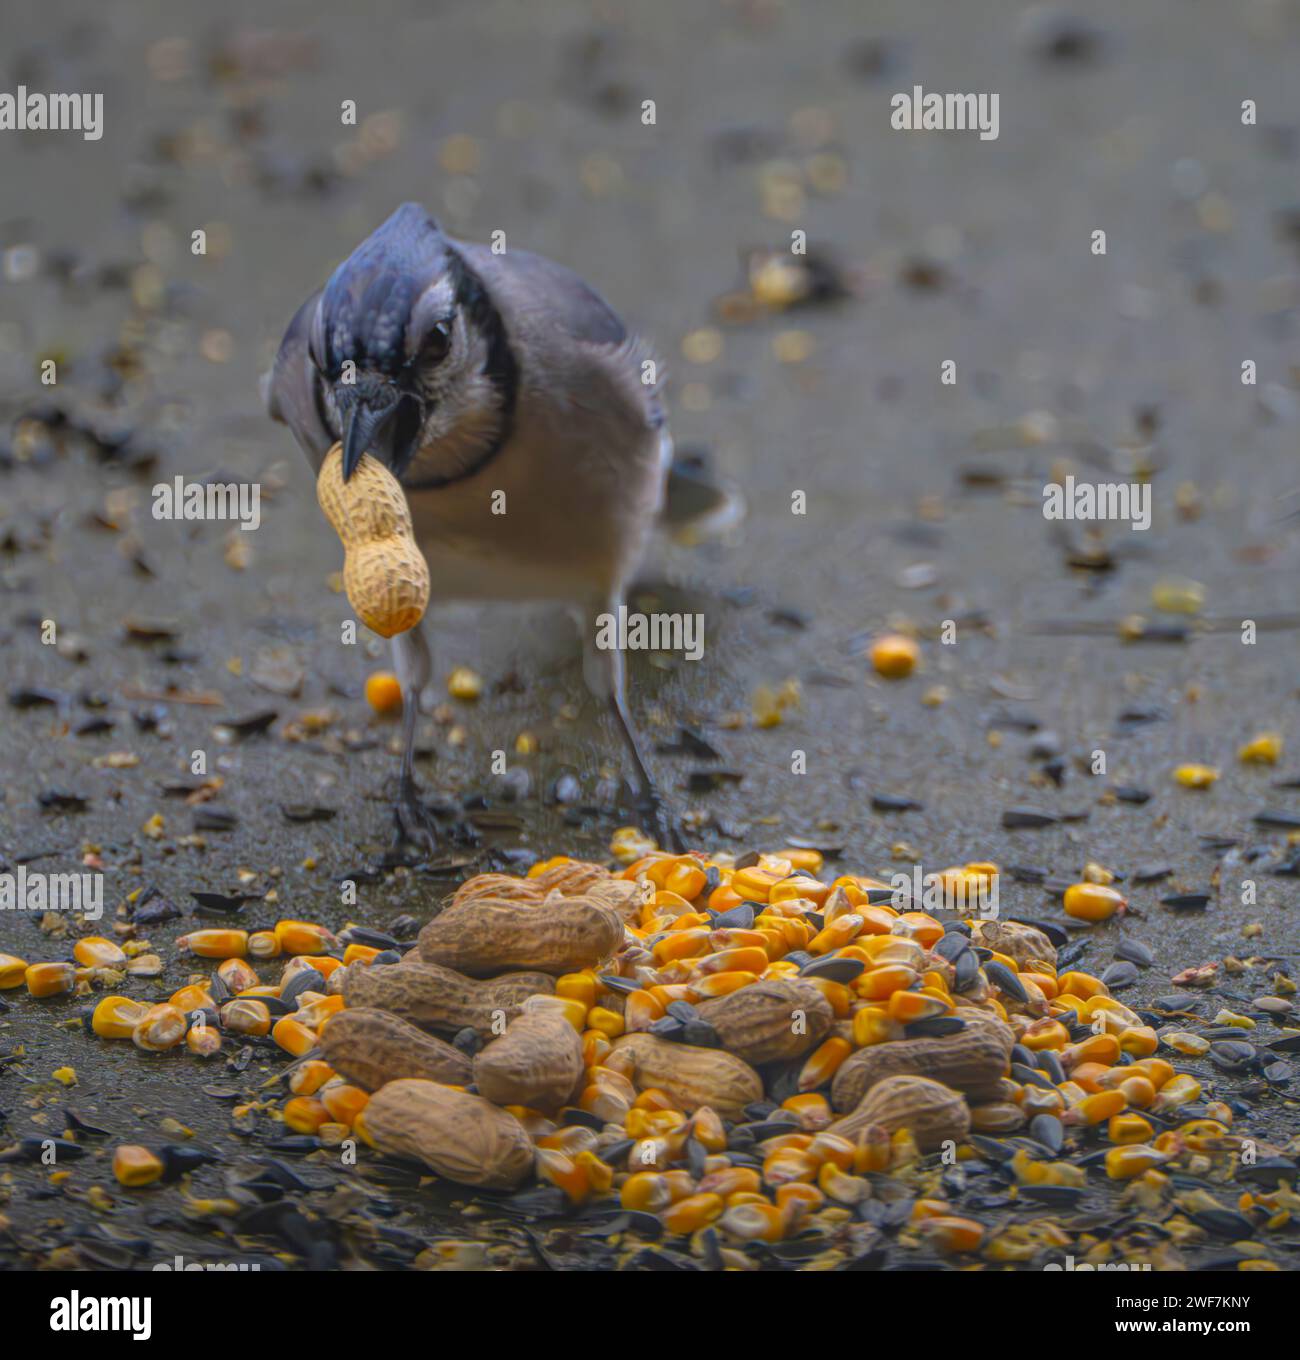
[2,0,1300,898]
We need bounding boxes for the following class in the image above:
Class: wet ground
[1,0,1298,1269]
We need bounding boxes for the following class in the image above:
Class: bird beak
[341,390,400,481]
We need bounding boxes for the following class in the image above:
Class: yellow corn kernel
[855,964,918,1002]
[1105,1145,1167,1179]
[25,962,76,998]
[850,1005,893,1047]
[555,972,598,1008]
[446,665,482,701]
[1063,883,1126,922]
[248,930,282,959]
[132,1003,188,1051]
[1063,1033,1120,1069]
[694,946,768,977]
[177,929,248,959]
[1119,1024,1158,1057]
[168,984,215,1013]
[1109,1112,1155,1144]
[887,989,951,1024]
[731,866,784,902]
[321,1083,369,1127]
[186,1026,222,1057]
[1118,1075,1157,1110]
[91,995,150,1039]
[113,1145,164,1187]
[73,936,127,968]
[272,1016,318,1057]
[1057,970,1108,1000]
[1239,732,1282,764]
[719,1200,786,1241]
[692,970,758,998]
[1117,1057,1175,1091]
[1152,1073,1201,1113]
[575,1148,614,1195]
[917,1215,985,1254]
[1065,1089,1126,1126]
[869,633,920,679]
[289,1059,335,1096]
[0,953,29,988]
[342,943,380,966]
[273,920,339,955]
[220,998,272,1036]
[1173,763,1218,789]
[1020,1018,1071,1051]
[626,1107,687,1139]
[663,861,707,901]
[527,994,587,1031]
[621,1171,673,1213]
[798,1036,852,1092]
[662,1192,724,1236]
[294,995,344,1030]
[687,1106,728,1151]
[283,1096,329,1133]
[216,957,260,992]
[1164,1030,1210,1056]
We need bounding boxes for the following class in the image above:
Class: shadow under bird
[267,202,730,851]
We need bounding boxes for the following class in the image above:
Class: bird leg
[586,608,685,852]
[608,690,686,853]
[390,625,441,852]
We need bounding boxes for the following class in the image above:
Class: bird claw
[391,777,441,854]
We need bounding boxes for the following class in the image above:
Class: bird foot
[391,776,441,854]
[638,785,687,854]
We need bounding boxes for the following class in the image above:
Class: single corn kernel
[73,936,127,968]
[1063,882,1126,922]
[1065,1089,1126,1126]
[1239,732,1282,764]
[447,666,483,701]
[133,1004,188,1051]
[91,995,150,1039]
[365,671,403,715]
[661,1192,724,1236]
[177,929,249,959]
[1152,1073,1201,1112]
[321,1083,370,1127]
[918,1215,985,1254]
[289,1059,335,1096]
[283,1096,329,1134]
[869,633,920,679]
[1105,1145,1167,1179]
[0,953,29,988]
[887,989,951,1024]
[1108,1112,1155,1145]
[798,1036,852,1092]
[221,998,272,1036]
[272,1016,318,1057]
[1173,763,1218,789]
[217,957,260,992]
[621,1171,672,1213]
[26,962,76,998]
[113,1145,164,1187]
[555,972,598,1008]
[248,930,282,960]
[719,1201,786,1241]
[273,920,339,955]
[186,1025,222,1057]
[584,1005,624,1039]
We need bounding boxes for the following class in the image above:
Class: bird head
[310,203,485,481]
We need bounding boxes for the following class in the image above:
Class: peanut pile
[27,845,1295,1266]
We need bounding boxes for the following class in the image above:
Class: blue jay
[267,202,706,852]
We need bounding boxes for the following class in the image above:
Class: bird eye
[420,321,452,364]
